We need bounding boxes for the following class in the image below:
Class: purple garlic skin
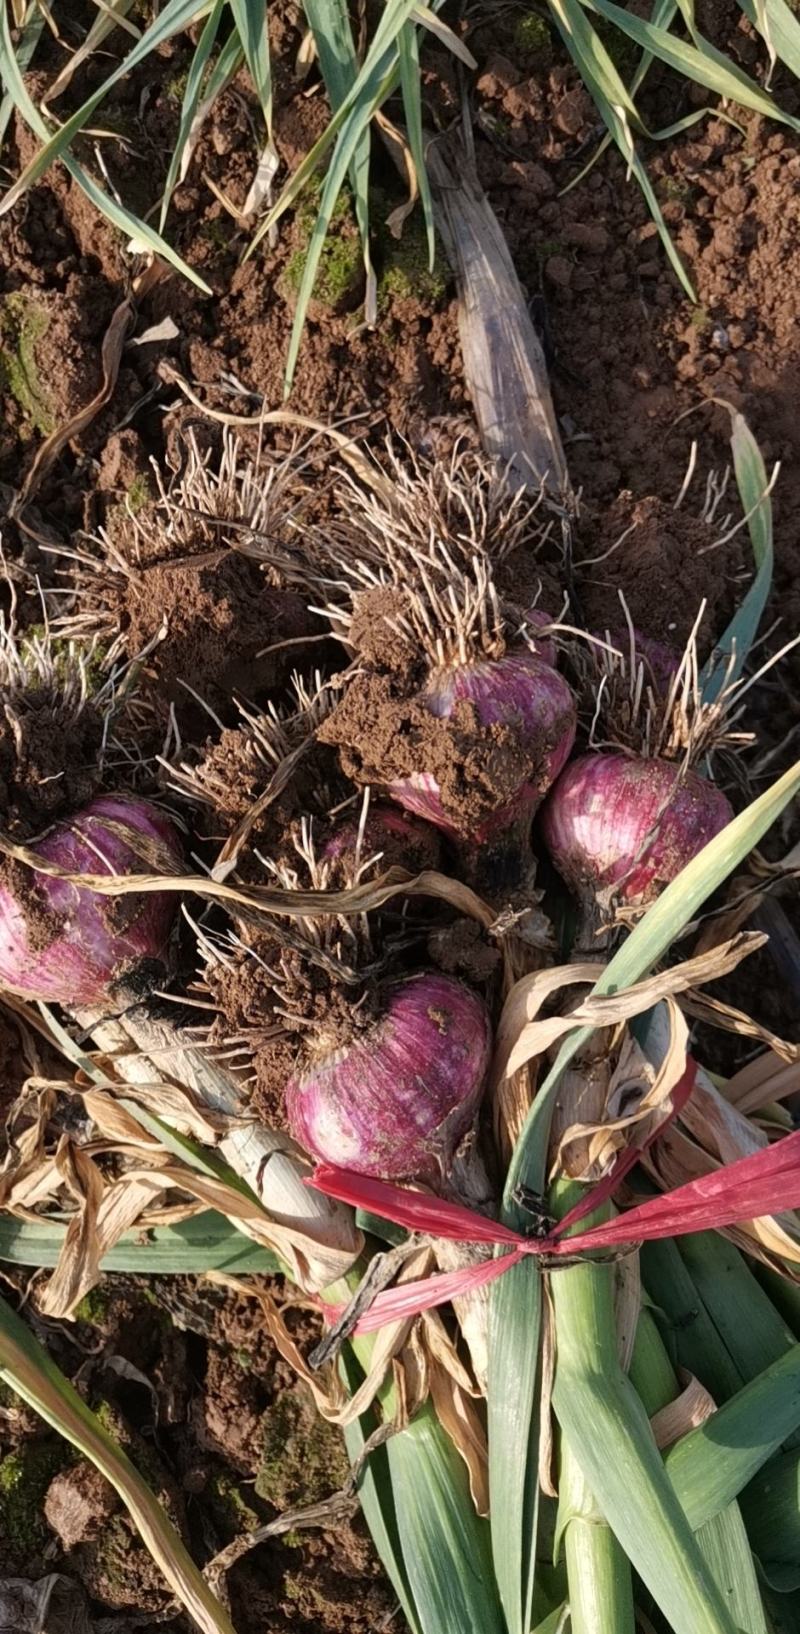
[286,972,491,1181]
[540,752,733,911]
[605,629,679,695]
[0,795,183,1005]
[323,803,441,874]
[388,652,577,842]
[523,608,558,670]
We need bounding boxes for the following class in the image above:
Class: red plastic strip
[309,1060,800,1331]
[321,1251,525,1333]
[310,1165,523,1245]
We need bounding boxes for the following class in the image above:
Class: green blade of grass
[556,1418,636,1634]
[412,4,477,65]
[547,0,696,298]
[488,1257,542,1634]
[0,1210,281,1274]
[701,412,773,701]
[0,2,211,291]
[559,0,679,193]
[0,0,44,148]
[398,21,436,269]
[340,1347,423,1634]
[678,1235,799,1408]
[548,0,643,126]
[0,0,209,216]
[739,1449,800,1591]
[386,1401,506,1634]
[755,1265,800,1335]
[665,1346,800,1526]
[693,1506,768,1633]
[739,0,800,78]
[230,0,272,127]
[533,1611,570,1634]
[281,52,397,390]
[631,1307,768,1633]
[550,1188,740,1634]
[248,0,421,256]
[585,0,800,125]
[0,1290,236,1634]
[304,0,360,102]
[302,0,375,319]
[342,1309,503,1634]
[642,1237,745,1402]
[159,0,225,229]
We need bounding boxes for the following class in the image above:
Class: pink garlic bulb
[388,653,577,843]
[0,795,182,1005]
[540,752,733,913]
[523,608,558,669]
[323,803,441,876]
[286,972,491,1181]
[605,630,679,695]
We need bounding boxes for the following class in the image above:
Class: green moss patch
[375,202,448,310]
[514,12,553,63]
[0,1439,66,1566]
[0,293,54,437]
[74,1280,115,1327]
[256,1386,349,1511]
[208,1470,260,1537]
[281,186,364,314]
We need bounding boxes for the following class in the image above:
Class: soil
[0,1272,389,1633]
[118,552,314,729]
[575,494,743,652]
[1,0,799,1626]
[319,670,552,837]
[0,691,104,837]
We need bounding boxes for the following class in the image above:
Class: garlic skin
[603,629,679,695]
[286,972,491,1182]
[388,652,577,842]
[523,608,558,670]
[322,803,441,876]
[540,752,733,913]
[0,795,182,1005]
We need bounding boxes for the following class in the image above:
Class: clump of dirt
[0,691,104,837]
[494,550,564,630]
[575,494,743,652]
[74,1278,189,1427]
[318,671,550,839]
[116,549,314,726]
[0,1009,32,1123]
[229,1526,392,1634]
[428,916,501,983]
[0,278,109,449]
[44,1462,120,1552]
[205,934,380,1131]
[172,724,345,865]
[348,586,421,685]
[197,1341,268,1474]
